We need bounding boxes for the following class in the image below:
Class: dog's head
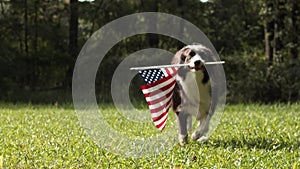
[180,46,205,72]
[173,44,214,72]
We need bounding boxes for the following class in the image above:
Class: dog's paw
[179,134,188,146]
[197,136,209,143]
[191,132,199,141]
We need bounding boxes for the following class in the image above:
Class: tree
[263,0,275,66]
[291,0,299,60]
[140,0,159,48]
[273,0,286,63]
[64,0,78,89]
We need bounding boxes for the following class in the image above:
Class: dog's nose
[194,60,201,66]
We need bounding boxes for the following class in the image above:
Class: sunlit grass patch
[0,103,299,168]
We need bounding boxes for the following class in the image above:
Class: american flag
[138,67,178,130]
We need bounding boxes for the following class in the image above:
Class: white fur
[176,71,211,119]
[188,54,203,72]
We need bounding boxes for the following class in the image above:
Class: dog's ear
[172,48,187,64]
[180,48,192,62]
[180,54,186,62]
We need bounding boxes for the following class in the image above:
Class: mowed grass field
[0,103,299,168]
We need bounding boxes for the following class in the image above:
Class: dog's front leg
[191,114,210,142]
[176,112,189,145]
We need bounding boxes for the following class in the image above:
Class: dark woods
[0,0,299,103]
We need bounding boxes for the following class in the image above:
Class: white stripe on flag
[158,118,167,130]
[150,101,172,118]
[167,67,174,75]
[162,67,177,76]
[148,92,173,109]
[161,68,168,76]
[145,83,175,102]
[154,113,168,126]
[142,77,175,94]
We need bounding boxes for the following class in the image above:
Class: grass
[0,103,299,168]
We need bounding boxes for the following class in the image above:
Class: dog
[172,44,215,145]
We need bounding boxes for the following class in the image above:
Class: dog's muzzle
[194,60,204,71]
[188,60,204,71]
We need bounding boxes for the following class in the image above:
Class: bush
[224,51,300,103]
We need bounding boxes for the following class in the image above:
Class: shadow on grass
[209,137,300,151]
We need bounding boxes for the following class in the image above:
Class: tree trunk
[34,0,38,53]
[30,0,39,91]
[290,0,299,101]
[64,0,78,89]
[23,0,30,90]
[264,0,275,67]
[0,0,6,17]
[147,0,159,48]
[69,0,78,58]
[273,0,286,63]
[177,0,185,49]
[89,0,104,37]
[291,0,298,60]
[24,0,29,58]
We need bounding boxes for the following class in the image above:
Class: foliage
[225,50,300,103]
[0,0,299,103]
[0,103,299,168]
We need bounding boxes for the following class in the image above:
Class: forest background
[0,0,299,103]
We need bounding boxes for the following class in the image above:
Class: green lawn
[0,103,299,168]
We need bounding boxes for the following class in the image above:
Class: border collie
[172,44,214,145]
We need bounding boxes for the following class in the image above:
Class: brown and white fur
[172,44,214,145]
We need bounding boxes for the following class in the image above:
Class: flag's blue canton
[138,69,165,84]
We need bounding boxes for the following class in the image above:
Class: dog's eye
[189,51,196,57]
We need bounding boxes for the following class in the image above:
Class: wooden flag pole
[129,61,225,70]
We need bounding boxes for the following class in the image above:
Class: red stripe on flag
[162,67,178,76]
[152,111,168,122]
[155,115,168,129]
[149,98,172,114]
[142,80,176,99]
[147,89,174,106]
[172,67,178,71]
[164,68,171,75]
